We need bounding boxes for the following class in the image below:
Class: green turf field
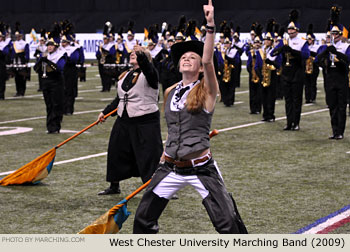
[0,66,349,234]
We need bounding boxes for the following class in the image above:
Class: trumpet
[330,35,336,68]
[42,51,48,78]
[283,38,291,67]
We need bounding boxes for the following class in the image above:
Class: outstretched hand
[203,0,214,26]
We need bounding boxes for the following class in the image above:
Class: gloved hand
[327,45,337,54]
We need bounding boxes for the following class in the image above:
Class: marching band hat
[127,20,135,35]
[14,22,24,36]
[306,24,315,40]
[46,22,61,46]
[287,9,300,30]
[263,19,275,41]
[330,5,343,35]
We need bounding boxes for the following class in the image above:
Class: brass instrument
[222,59,235,83]
[283,38,291,67]
[261,47,276,87]
[329,35,336,68]
[116,51,121,64]
[251,48,259,83]
[305,56,314,74]
[42,51,48,78]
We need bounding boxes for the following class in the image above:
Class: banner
[26,32,328,60]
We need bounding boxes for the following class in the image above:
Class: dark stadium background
[1,0,350,34]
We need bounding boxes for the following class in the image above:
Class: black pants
[42,75,64,132]
[63,65,78,114]
[282,75,304,127]
[0,65,6,99]
[99,64,113,92]
[15,71,26,96]
[248,72,262,114]
[262,71,277,120]
[304,66,319,102]
[133,160,248,234]
[219,79,235,106]
[325,71,348,136]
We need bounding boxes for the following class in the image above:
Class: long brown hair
[163,78,207,114]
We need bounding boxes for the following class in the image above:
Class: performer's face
[179,51,202,74]
[332,32,342,43]
[47,44,56,53]
[103,37,109,44]
[288,28,298,39]
[264,39,272,47]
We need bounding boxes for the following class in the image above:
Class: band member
[158,34,182,95]
[33,29,47,92]
[232,26,244,88]
[0,22,12,100]
[245,24,263,114]
[272,10,310,131]
[133,0,247,234]
[124,21,138,62]
[61,22,80,115]
[304,24,320,104]
[34,23,67,134]
[257,19,282,122]
[96,21,116,92]
[97,45,163,195]
[219,25,236,107]
[315,5,350,140]
[12,22,29,97]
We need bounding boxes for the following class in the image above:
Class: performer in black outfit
[12,23,29,97]
[97,45,163,195]
[133,0,247,234]
[271,10,310,131]
[34,23,67,134]
[61,21,80,115]
[316,6,350,140]
[0,23,11,100]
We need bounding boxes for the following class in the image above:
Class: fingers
[208,0,212,6]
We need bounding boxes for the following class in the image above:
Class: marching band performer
[34,23,67,134]
[0,22,11,100]
[12,22,29,97]
[219,25,236,107]
[257,19,282,122]
[61,21,80,115]
[245,24,263,114]
[315,5,350,140]
[232,26,244,88]
[96,21,116,92]
[34,29,47,92]
[304,24,320,104]
[271,9,310,131]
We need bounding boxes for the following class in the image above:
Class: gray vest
[117,71,159,117]
[165,87,213,159]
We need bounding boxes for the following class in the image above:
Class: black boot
[98,182,121,195]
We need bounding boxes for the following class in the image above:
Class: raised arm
[202,0,218,112]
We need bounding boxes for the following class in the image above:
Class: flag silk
[78,199,131,234]
[0,148,56,186]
